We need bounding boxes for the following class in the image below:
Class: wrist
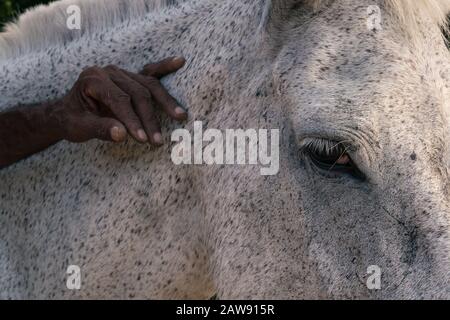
[0,100,67,167]
[42,99,68,141]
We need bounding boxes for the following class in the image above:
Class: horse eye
[335,154,350,165]
[307,146,350,168]
[305,143,366,180]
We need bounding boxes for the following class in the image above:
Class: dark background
[0,0,53,28]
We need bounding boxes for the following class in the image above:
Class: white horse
[0,0,449,299]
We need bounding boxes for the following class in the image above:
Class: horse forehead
[273,19,446,131]
[279,63,446,156]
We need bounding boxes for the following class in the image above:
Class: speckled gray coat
[0,0,449,299]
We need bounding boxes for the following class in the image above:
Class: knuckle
[145,77,159,87]
[81,66,102,77]
[79,69,105,96]
[80,77,104,97]
[142,63,153,70]
[142,64,156,75]
[104,64,119,72]
[140,104,156,117]
[115,93,132,105]
[126,84,151,100]
[134,100,150,112]
[118,92,131,101]
[80,78,95,95]
[138,91,152,101]
[126,118,141,129]
[116,108,136,123]
[144,112,157,123]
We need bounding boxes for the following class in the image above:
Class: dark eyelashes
[300,138,366,181]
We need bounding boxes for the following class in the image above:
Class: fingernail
[173,56,185,63]
[174,106,186,116]
[153,132,163,145]
[137,129,148,142]
[111,126,125,142]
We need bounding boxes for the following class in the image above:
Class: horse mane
[0,0,183,59]
[387,0,450,36]
[0,0,449,59]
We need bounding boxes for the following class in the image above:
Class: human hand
[56,57,187,145]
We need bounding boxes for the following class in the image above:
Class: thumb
[77,114,127,142]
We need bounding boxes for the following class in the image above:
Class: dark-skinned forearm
[0,101,65,169]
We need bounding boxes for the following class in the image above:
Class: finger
[105,67,164,145]
[140,56,186,78]
[122,70,187,121]
[78,114,127,142]
[83,74,148,143]
[135,100,163,146]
